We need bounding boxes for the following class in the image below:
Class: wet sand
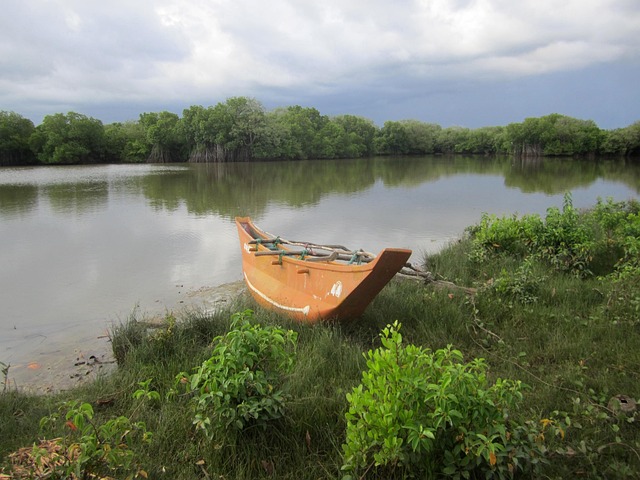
[4,281,247,394]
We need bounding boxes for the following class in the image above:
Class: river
[1,156,639,391]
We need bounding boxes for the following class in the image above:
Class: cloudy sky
[1,0,639,129]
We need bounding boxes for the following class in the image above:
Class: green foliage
[133,378,161,404]
[181,97,266,162]
[505,113,603,157]
[0,111,35,165]
[533,194,593,275]
[333,114,378,156]
[429,198,640,477]
[537,379,640,478]
[175,310,297,439]
[5,101,640,164]
[375,121,412,155]
[253,105,331,160]
[602,209,640,323]
[491,257,546,305]
[138,111,183,163]
[104,120,149,163]
[29,112,105,164]
[468,194,636,277]
[437,126,472,154]
[457,126,505,154]
[468,212,543,262]
[342,322,551,479]
[37,400,151,479]
[599,121,640,157]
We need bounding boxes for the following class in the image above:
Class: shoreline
[4,281,247,394]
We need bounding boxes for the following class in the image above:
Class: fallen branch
[398,263,477,295]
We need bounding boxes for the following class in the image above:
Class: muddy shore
[4,281,247,395]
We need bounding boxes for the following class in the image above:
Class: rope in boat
[248,236,376,264]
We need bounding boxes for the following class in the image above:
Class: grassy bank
[2,196,639,479]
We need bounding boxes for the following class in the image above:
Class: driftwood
[398,263,477,295]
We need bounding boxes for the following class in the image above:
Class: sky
[1,0,639,129]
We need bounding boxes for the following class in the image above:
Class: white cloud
[478,40,627,77]
[0,0,638,124]
[146,0,639,94]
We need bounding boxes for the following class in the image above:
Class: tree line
[1,97,639,165]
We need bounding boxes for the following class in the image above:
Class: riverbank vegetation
[1,196,639,478]
[2,99,639,165]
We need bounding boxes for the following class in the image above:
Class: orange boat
[235,217,412,322]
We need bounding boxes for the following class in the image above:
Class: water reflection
[373,156,506,187]
[505,158,640,195]
[2,157,639,220]
[138,160,378,219]
[45,182,109,215]
[0,184,38,218]
[136,156,640,218]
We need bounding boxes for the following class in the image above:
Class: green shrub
[175,309,298,440]
[490,257,546,305]
[604,235,640,323]
[342,322,556,479]
[36,400,151,479]
[469,194,615,277]
[534,194,594,276]
[467,212,542,262]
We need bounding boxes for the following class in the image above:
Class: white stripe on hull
[244,272,311,316]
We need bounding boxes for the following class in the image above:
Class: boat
[235,217,412,322]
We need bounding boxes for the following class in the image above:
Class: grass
[2,197,640,478]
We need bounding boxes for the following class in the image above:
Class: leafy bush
[342,322,557,479]
[33,400,151,479]
[175,310,298,439]
[467,212,542,263]
[533,195,593,275]
[604,234,640,323]
[468,194,630,277]
[491,257,546,305]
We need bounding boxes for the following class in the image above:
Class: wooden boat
[235,217,412,322]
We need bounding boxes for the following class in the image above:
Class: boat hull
[235,217,412,322]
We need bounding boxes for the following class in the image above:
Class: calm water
[1,156,639,387]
